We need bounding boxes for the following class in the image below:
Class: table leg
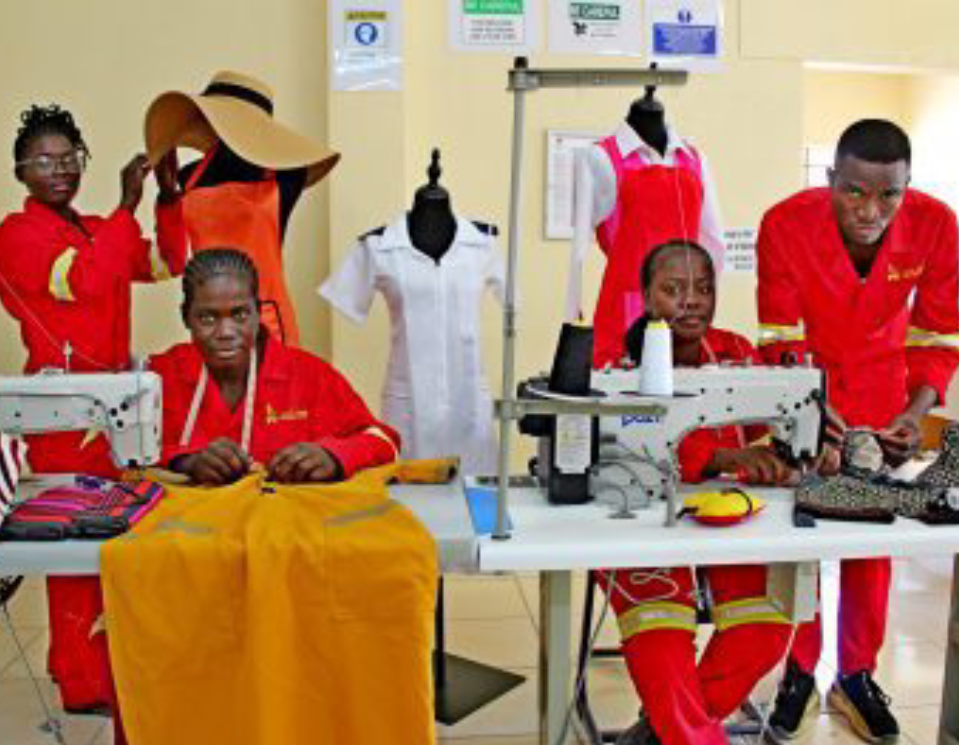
[540,570,573,745]
[939,555,959,745]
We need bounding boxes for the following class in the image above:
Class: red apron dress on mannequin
[592,137,704,367]
[182,146,300,346]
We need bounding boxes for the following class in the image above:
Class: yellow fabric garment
[102,459,451,745]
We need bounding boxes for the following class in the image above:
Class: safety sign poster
[645,0,723,71]
[330,0,403,90]
[449,0,540,53]
[548,0,641,56]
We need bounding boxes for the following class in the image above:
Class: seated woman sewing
[152,247,399,483]
[105,249,404,745]
[602,240,795,745]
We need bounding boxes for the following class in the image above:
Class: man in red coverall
[756,119,959,744]
[0,104,186,713]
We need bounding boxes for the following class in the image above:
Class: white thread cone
[639,320,673,396]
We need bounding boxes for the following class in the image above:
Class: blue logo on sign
[354,22,379,45]
[678,9,693,23]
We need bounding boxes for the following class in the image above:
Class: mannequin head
[408,149,456,261]
[626,84,668,156]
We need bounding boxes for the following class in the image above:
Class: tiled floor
[0,557,952,744]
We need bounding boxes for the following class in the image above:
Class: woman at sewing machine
[603,240,797,745]
[151,247,399,485]
[0,104,186,714]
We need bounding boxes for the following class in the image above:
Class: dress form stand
[413,148,525,724]
[408,149,457,262]
[626,65,669,156]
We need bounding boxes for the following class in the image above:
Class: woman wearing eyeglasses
[0,104,187,714]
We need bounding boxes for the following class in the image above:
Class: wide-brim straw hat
[144,70,339,188]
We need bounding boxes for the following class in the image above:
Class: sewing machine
[591,364,825,516]
[517,363,825,524]
[0,370,162,468]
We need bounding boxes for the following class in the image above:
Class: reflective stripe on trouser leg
[617,601,697,641]
[711,595,791,632]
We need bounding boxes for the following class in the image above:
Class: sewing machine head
[590,364,825,507]
[0,370,162,468]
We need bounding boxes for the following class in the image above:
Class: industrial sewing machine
[0,370,162,469]
[517,363,825,525]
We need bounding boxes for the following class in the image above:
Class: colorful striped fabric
[0,432,27,519]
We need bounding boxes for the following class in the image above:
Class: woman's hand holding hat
[118,154,151,213]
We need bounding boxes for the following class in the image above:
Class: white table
[0,479,479,575]
[477,485,959,745]
[3,479,959,745]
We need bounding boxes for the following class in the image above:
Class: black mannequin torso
[626,79,668,156]
[178,143,307,239]
[407,149,456,262]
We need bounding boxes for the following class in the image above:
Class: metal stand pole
[494,57,530,540]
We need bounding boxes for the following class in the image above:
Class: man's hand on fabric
[267,443,342,483]
[877,414,922,466]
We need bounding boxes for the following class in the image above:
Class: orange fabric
[100,459,448,745]
[182,149,300,345]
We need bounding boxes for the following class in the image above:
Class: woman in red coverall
[104,248,400,744]
[153,247,399,485]
[604,241,796,745]
[0,104,186,713]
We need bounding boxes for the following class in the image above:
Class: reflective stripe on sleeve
[711,596,790,631]
[757,323,804,346]
[616,601,697,640]
[149,245,171,281]
[48,247,78,301]
[364,426,399,458]
[905,326,959,350]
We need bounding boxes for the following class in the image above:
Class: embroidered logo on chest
[265,403,308,425]
[887,264,924,282]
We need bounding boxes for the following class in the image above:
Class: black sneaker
[616,715,662,745]
[827,671,899,743]
[766,660,820,742]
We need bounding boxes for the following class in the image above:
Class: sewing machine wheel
[0,575,23,607]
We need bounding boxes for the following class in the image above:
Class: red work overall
[757,187,959,675]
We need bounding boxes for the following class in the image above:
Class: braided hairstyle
[181,248,260,322]
[14,104,88,164]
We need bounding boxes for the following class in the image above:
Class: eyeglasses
[16,150,88,175]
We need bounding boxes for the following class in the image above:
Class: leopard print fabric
[795,468,940,522]
[915,422,959,489]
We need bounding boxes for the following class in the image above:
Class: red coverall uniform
[101,337,400,744]
[591,134,705,368]
[151,336,400,472]
[756,187,959,676]
[0,196,187,709]
[599,328,792,745]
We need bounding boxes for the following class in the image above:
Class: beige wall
[6,1,959,437]
[803,70,913,148]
